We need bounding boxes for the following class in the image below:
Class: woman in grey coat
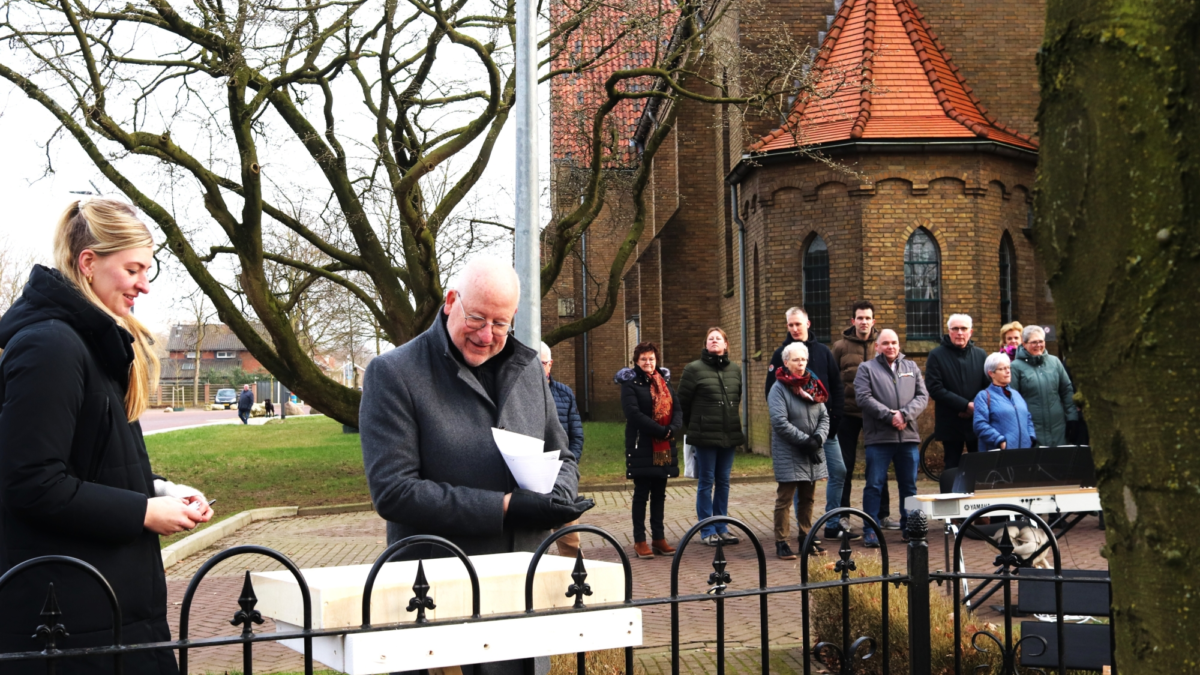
[768,341,830,560]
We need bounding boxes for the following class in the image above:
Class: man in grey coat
[361,258,593,675]
[853,329,929,548]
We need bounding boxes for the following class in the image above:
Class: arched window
[803,234,831,343]
[904,229,941,340]
[999,232,1017,323]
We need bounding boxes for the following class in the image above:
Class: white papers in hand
[491,428,563,494]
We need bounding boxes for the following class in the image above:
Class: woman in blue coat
[973,352,1038,452]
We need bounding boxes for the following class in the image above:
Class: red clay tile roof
[751,0,1037,153]
[550,1,675,168]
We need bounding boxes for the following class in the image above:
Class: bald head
[443,257,521,366]
[876,329,900,363]
[452,257,520,307]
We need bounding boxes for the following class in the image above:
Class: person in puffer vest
[678,327,745,547]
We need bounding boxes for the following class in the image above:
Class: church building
[544,0,1052,452]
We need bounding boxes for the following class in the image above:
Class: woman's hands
[144,497,212,536]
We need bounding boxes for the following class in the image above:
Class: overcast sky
[0,56,551,336]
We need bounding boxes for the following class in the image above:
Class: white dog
[992,522,1052,569]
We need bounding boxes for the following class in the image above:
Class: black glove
[800,436,823,463]
[505,489,596,530]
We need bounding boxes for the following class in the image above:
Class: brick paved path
[167,481,1107,674]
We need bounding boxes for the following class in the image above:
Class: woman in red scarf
[767,341,830,559]
[617,342,682,559]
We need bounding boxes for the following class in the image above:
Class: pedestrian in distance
[854,329,929,548]
[237,383,253,424]
[768,342,831,559]
[765,308,851,536]
[0,199,214,675]
[1010,325,1078,447]
[678,327,744,547]
[974,352,1038,451]
[541,342,585,557]
[925,314,990,469]
[616,342,681,559]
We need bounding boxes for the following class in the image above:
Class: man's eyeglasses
[458,300,513,337]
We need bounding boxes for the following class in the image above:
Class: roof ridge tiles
[898,0,1038,146]
[750,0,1037,153]
[754,0,856,148]
[894,0,988,138]
[850,0,877,139]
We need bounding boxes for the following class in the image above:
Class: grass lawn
[578,421,774,481]
[146,416,775,547]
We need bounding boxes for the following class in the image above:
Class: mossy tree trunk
[1037,1,1200,671]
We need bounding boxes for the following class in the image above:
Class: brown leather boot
[633,541,654,559]
[652,539,676,555]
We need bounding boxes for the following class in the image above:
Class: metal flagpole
[513,0,540,347]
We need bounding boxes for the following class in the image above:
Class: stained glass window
[904,229,941,340]
[803,235,831,343]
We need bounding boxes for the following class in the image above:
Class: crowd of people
[0,197,1087,674]
[613,302,1085,559]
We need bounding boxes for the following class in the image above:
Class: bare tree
[0,0,837,425]
[0,238,38,317]
[178,290,217,406]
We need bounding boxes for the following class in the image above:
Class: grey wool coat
[360,312,577,559]
[767,380,830,483]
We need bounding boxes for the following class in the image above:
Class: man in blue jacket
[541,342,585,557]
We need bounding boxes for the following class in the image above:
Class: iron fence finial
[565,550,593,609]
[33,583,69,650]
[405,560,436,623]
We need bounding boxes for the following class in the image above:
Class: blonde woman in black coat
[0,200,213,674]
[617,341,681,559]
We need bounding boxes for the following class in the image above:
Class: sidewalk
[166,481,1107,674]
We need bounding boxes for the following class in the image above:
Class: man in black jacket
[765,307,846,543]
[925,314,990,469]
[237,384,254,424]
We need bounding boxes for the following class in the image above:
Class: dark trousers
[631,476,667,542]
[238,409,250,424]
[942,438,972,469]
[837,416,891,519]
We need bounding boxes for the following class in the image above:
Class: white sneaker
[881,517,901,530]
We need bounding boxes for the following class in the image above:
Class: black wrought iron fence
[0,507,1114,675]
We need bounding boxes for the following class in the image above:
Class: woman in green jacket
[1010,325,1078,447]
[678,327,745,546]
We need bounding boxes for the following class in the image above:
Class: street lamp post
[513,0,540,348]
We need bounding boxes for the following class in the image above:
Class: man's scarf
[648,369,674,465]
[775,366,829,404]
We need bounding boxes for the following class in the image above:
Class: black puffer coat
[678,350,745,448]
[0,266,177,675]
[617,367,682,480]
[925,334,990,442]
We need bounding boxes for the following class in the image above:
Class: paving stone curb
[161,506,298,569]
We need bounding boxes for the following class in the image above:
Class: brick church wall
[736,150,1038,453]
